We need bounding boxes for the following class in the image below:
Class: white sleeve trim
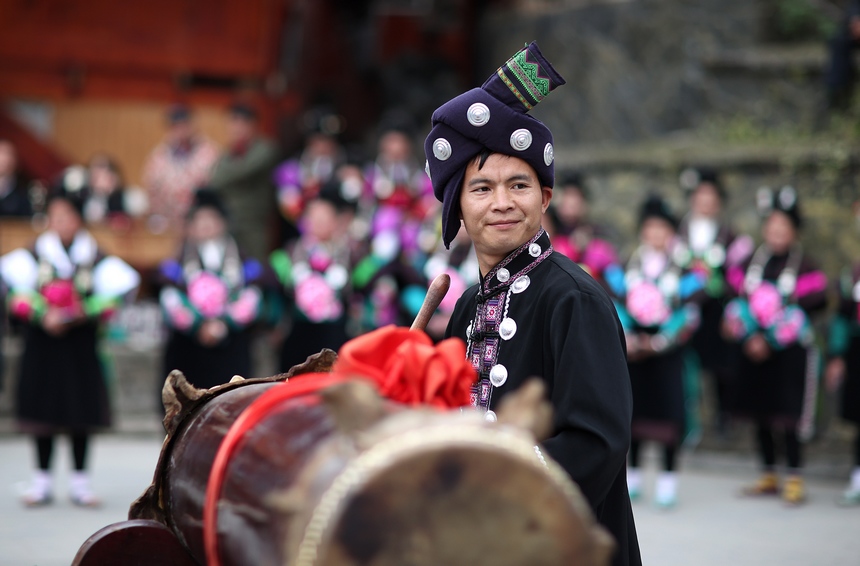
[92,256,141,297]
[0,248,39,291]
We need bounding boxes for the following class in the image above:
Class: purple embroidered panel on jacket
[466,229,553,413]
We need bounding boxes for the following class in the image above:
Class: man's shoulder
[540,252,611,301]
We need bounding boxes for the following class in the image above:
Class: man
[142,104,219,226]
[426,42,640,566]
[209,103,280,260]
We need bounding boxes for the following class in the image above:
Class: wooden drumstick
[410,273,451,332]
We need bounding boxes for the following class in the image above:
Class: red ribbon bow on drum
[334,325,475,409]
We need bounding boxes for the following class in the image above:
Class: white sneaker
[69,472,101,508]
[654,472,678,509]
[21,470,52,507]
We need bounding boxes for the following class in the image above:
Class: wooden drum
[74,351,613,566]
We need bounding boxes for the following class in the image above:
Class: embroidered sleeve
[6,290,47,323]
[270,249,293,288]
[603,264,626,299]
[678,272,705,301]
[351,255,384,291]
[658,303,701,346]
[159,286,203,334]
[401,284,427,318]
[794,269,828,313]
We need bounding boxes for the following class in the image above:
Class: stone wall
[478,0,829,145]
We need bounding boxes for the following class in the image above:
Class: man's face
[459,153,551,266]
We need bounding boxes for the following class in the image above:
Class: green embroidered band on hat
[498,68,533,110]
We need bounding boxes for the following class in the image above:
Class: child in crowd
[270,178,356,372]
[722,186,827,506]
[158,189,266,390]
[677,168,753,435]
[605,195,704,508]
[0,190,139,506]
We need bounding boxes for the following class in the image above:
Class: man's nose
[491,187,514,211]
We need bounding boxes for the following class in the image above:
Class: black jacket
[445,230,641,566]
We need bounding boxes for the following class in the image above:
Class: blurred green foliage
[773,0,840,40]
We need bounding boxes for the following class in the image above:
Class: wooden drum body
[74,351,613,566]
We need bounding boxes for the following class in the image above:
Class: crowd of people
[0,101,858,517]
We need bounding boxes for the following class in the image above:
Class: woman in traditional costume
[605,195,704,508]
[544,172,619,290]
[0,190,140,506]
[158,189,266,390]
[676,168,753,434]
[722,186,827,505]
[270,179,356,372]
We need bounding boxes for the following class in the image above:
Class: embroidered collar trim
[481,229,553,298]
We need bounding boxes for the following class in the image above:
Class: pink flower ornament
[773,307,807,347]
[187,272,229,318]
[749,282,782,328]
[296,274,342,322]
[627,281,671,327]
[9,296,33,320]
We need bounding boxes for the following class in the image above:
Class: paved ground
[0,433,858,566]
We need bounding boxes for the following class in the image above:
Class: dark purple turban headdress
[424,41,566,248]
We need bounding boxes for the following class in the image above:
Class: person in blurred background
[0,189,139,507]
[270,177,356,372]
[677,167,753,437]
[142,104,219,228]
[825,0,860,110]
[209,103,280,261]
[54,154,141,229]
[158,189,267,390]
[604,195,704,509]
[824,244,860,507]
[544,171,618,289]
[361,122,436,268]
[0,139,34,217]
[273,113,346,244]
[722,186,827,506]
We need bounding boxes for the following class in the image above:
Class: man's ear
[541,186,553,213]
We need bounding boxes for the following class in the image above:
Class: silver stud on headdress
[778,185,797,210]
[466,103,491,127]
[756,187,773,216]
[509,128,533,151]
[679,167,700,191]
[433,138,452,161]
[543,143,554,166]
[424,160,431,180]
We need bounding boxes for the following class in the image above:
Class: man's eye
[512,183,527,190]
[472,186,490,193]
